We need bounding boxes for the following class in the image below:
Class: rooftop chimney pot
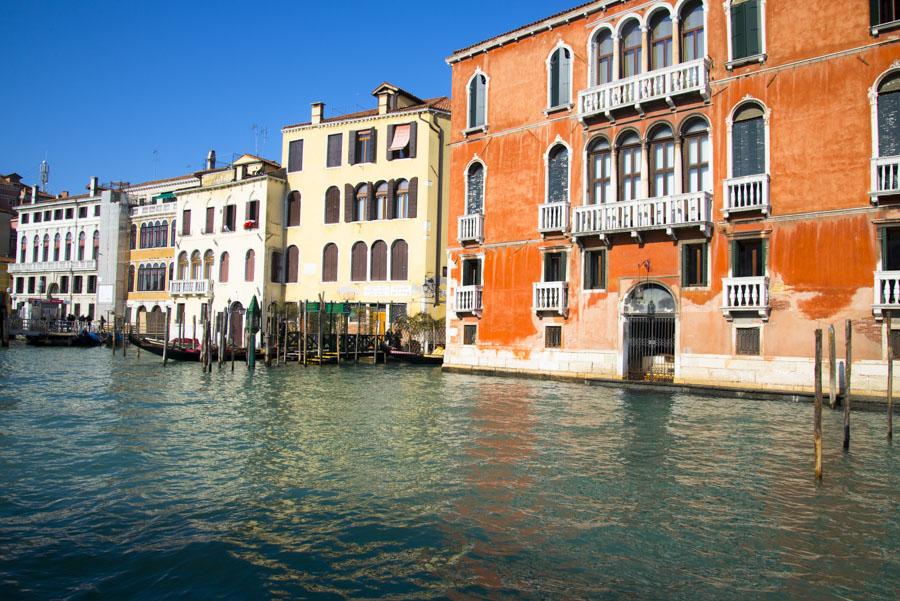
[311,102,325,125]
[207,150,216,170]
[89,176,98,196]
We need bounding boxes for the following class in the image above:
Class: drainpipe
[418,112,445,308]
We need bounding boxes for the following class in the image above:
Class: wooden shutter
[344,184,354,222]
[701,243,709,286]
[681,244,690,287]
[288,140,303,172]
[560,49,571,105]
[287,246,299,283]
[760,239,767,277]
[408,177,418,218]
[371,241,387,280]
[351,242,367,281]
[386,124,396,161]
[391,240,408,280]
[870,0,880,26]
[348,131,357,165]
[408,121,417,158]
[745,0,761,57]
[550,50,561,107]
[367,182,376,220]
[468,79,478,127]
[731,1,746,59]
[327,134,342,167]
[183,209,191,235]
[368,128,377,163]
[386,180,396,219]
[476,78,486,126]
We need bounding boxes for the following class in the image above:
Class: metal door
[626,315,675,382]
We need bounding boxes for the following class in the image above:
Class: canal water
[0,344,897,600]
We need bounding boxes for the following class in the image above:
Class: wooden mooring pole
[888,313,894,441]
[828,325,837,410]
[302,300,308,366]
[354,302,360,363]
[122,321,127,357]
[0,300,9,348]
[814,328,823,480]
[844,320,852,450]
[163,308,171,366]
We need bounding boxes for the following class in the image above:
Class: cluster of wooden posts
[0,299,9,348]
[812,319,893,480]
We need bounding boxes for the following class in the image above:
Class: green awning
[152,191,176,201]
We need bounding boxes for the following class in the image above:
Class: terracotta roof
[448,0,603,61]
[283,96,451,131]
[126,173,198,190]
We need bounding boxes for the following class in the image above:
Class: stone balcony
[572,191,712,243]
[533,281,568,316]
[169,279,213,296]
[722,276,769,320]
[538,202,570,235]
[723,174,770,218]
[458,213,484,245]
[873,270,900,318]
[130,202,176,217]
[872,156,900,201]
[8,259,97,274]
[455,285,483,315]
[578,58,710,121]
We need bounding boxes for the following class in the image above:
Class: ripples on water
[0,343,897,600]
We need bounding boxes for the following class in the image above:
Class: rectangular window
[78,206,87,218]
[462,258,482,286]
[883,227,900,271]
[872,1,900,28]
[388,123,414,160]
[327,134,342,167]
[21,213,29,224]
[463,324,477,345]
[353,129,375,164]
[731,0,762,61]
[94,205,100,217]
[205,207,214,233]
[288,139,304,172]
[44,210,51,221]
[584,249,607,290]
[65,208,73,219]
[223,205,236,232]
[73,275,83,293]
[15,278,24,293]
[27,277,35,294]
[736,327,760,356]
[890,328,900,358]
[87,275,96,293]
[246,200,259,224]
[87,303,94,320]
[682,243,709,287]
[60,276,69,293]
[545,325,562,348]
[53,209,63,220]
[182,209,191,235]
[33,212,42,223]
[733,239,765,277]
[543,252,567,282]
[73,303,80,317]
[176,303,185,324]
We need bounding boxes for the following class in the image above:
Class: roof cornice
[282,105,450,135]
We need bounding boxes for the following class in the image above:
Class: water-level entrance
[624,283,676,382]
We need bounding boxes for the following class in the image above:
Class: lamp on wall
[634,260,652,302]
[423,276,436,301]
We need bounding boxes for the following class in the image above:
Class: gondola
[387,349,444,365]
[128,334,251,362]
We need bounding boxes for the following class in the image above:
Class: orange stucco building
[443,0,900,398]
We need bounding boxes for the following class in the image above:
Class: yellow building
[280,83,450,326]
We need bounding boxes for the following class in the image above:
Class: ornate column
[672,15,681,66]
[641,25,650,74]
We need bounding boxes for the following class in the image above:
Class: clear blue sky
[2,0,576,194]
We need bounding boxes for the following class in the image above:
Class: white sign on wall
[98,285,114,304]
[303,263,317,275]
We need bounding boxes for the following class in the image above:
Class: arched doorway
[230,302,244,348]
[147,306,165,339]
[624,283,676,382]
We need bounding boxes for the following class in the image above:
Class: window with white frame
[468,72,487,129]
[649,10,673,70]
[592,29,614,85]
[547,144,569,204]
[731,102,766,177]
[466,162,484,214]
[727,0,765,66]
[618,131,642,202]
[587,137,612,204]
[583,249,606,290]
[876,72,900,159]
[680,0,706,61]
[548,46,572,108]
[682,117,711,192]
[620,20,642,78]
[649,125,675,197]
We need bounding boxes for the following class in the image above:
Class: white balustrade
[129,202,176,217]
[723,174,770,216]
[722,276,769,318]
[458,213,484,244]
[455,285,483,313]
[533,281,568,315]
[579,58,710,119]
[573,192,712,237]
[8,259,98,274]
[169,279,212,296]
[872,156,900,197]
[538,202,571,234]
[873,271,900,317]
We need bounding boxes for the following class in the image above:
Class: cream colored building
[170,154,286,346]
[280,83,450,325]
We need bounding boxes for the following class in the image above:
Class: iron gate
[626,315,675,382]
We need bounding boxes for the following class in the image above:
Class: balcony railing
[722,276,769,319]
[458,213,484,244]
[130,203,176,217]
[8,259,97,274]
[723,174,770,217]
[573,191,712,240]
[538,202,570,234]
[872,156,900,199]
[873,270,900,318]
[533,281,568,316]
[579,58,710,120]
[169,279,212,296]
[455,285,483,314]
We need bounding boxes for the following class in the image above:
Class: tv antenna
[40,160,49,191]
[252,124,268,156]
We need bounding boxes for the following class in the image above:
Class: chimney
[59,191,69,199]
[311,102,325,124]
[31,186,38,204]
[207,150,216,170]
[377,92,390,115]
[89,176,98,196]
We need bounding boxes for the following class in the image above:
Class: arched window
[732,102,766,177]
[128,265,135,292]
[168,262,174,286]
[649,11,673,70]
[394,179,409,218]
[466,163,484,214]
[285,245,299,283]
[547,144,569,204]
[42,234,49,262]
[151,221,159,248]
[375,182,388,220]
[138,265,145,291]
[681,0,705,62]
[161,220,168,247]
[390,240,408,281]
[32,235,39,262]
[130,224,136,250]
[324,186,341,224]
[370,240,388,281]
[682,117,711,193]
[587,137,612,204]
[140,223,147,249]
[620,20,642,78]
[592,29,614,86]
[53,233,60,261]
[287,191,301,227]
[170,220,176,246]
[244,249,255,281]
[219,252,229,283]
[322,243,338,282]
[20,236,26,262]
[351,241,368,281]
[78,232,85,260]
[618,131,642,202]
[548,46,572,108]
[270,251,283,283]
[190,250,201,280]
[177,251,188,280]
[649,124,675,197]
[355,185,368,222]
[468,72,487,129]
[92,230,100,260]
[64,232,72,261]
[877,72,900,159]
[203,250,214,280]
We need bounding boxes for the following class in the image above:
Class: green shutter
[601,250,607,289]
[882,227,888,269]
[702,243,709,286]
[870,0,880,27]
[730,240,738,276]
[761,239,767,277]
[745,0,761,57]
[731,2,747,60]
[681,245,689,287]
